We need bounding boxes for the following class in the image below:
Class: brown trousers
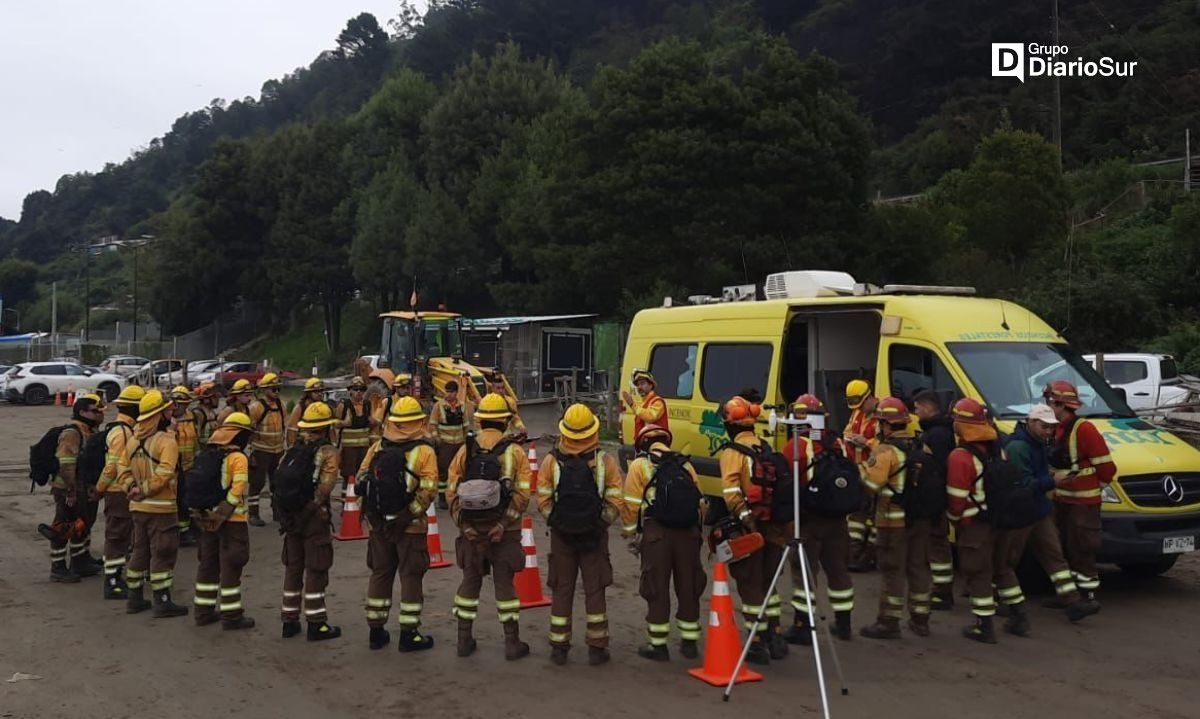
[929,514,954,592]
[453,529,523,626]
[847,497,876,546]
[281,508,334,623]
[992,527,1032,606]
[875,520,932,620]
[195,522,250,620]
[365,525,429,629]
[1055,503,1102,593]
[102,492,133,579]
[729,523,787,630]
[435,442,462,494]
[1027,514,1081,602]
[956,520,995,617]
[638,520,706,646]
[248,450,282,517]
[548,528,614,649]
[339,445,367,481]
[48,489,75,564]
[128,512,180,592]
[791,513,854,618]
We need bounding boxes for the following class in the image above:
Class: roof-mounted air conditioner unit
[764,271,858,300]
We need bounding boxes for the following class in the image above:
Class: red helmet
[792,393,826,418]
[951,398,989,425]
[722,396,761,427]
[1043,380,1083,410]
[874,396,909,424]
[635,423,673,449]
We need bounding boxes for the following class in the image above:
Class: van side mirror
[1112,386,1128,404]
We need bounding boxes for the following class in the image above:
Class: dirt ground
[1,403,1197,719]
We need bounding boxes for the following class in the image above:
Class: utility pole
[51,281,58,349]
[84,243,91,341]
[1052,0,1063,170]
[132,244,139,343]
[1186,128,1192,194]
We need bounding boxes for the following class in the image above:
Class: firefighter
[246,373,287,526]
[430,379,475,510]
[844,379,879,572]
[620,424,705,662]
[336,376,373,485]
[1045,380,1116,609]
[621,369,669,438]
[119,390,187,618]
[366,368,395,441]
[446,392,532,660]
[490,372,527,440]
[191,412,254,630]
[287,377,329,446]
[356,396,439,652]
[194,382,221,447]
[537,403,624,666]
[40,393,106,583]
[719,395,788,664]
[217,379,254,424]
[779,394,854,643]
[859,396,933,639]
[279,403,342,641]
[946,398,1001,643]
[171,385,200,547]
[94,385,144,599]
[911,390,957,610]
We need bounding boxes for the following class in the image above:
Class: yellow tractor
[376,310,514,403]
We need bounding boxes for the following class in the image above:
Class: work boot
[368,627,391,650]
[744,639,770,666]
[503,622,530,661]
[860,617,901,640]
[307,622,342,641]
[72,553,103,578]
[437,493,449,511]
[37,523,60,542]
[550,646,569,666]
[50,560,81,584]
[248,506,266,527]
[397,628,434,652]
[637,644,670,662]
[194,610,220,627]
[282,621,302,638]
[103,572,127,600]
[994,600,1011,618]
[179,527,198,548]
[1004,602,1031,637]
[782,617,813,646]
[833,611,853,641]
[151,589,189,619]
[587,646,611,666]
[907,614,931,638]
[223,616,256,631]
[125,586,151,614]
[680,639,699,659]
[931,589,954,611]
[1065,599,1100,623]
[962,616,997,644]
[456,620,477,657]
[1082,591,1102,613]
[767,619,788,659]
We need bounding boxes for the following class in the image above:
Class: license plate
[1163,536,1195,554]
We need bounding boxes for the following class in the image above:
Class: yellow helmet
[258,372,281,389]
[170,385,194,402]
[137,390,172,422]
[475,392,512,421]
[115,385,146,406]
[559,403,599,440]
[220,412,254,430]
[845,379,872,409]
[304,377,325,392]
[298,402,336,429]
[228,379,253,395]
[387,395,426,423]
[394,372,413,387]
[74,392,106,413]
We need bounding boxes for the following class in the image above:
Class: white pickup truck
[1085,353,1193,411]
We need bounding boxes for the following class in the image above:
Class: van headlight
[1100,485,1121,504]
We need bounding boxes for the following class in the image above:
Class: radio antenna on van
[999,300,1010,331]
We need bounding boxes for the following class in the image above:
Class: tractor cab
[378,311,491,401]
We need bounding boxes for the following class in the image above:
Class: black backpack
[965,444,1039,530]
[801,435,865,517]
[548,450,606,542]
[183,447,229,511]
[29,424,77,491]
[887,438,947,522]
[274,442,323,514]
[78,423,121,489]
[361,440,429,518]
[457,438,514,524]
[641,451,702,530]
[721,441,793,522]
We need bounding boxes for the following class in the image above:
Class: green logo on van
[699,409,727,454]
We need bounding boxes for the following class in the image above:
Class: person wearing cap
[489,371,527,441]
[779,394,855,644]
[366,368,396,442]
[537,403,624,667]
[278,403,342,641]
[356,396,439,653]
[170,385,200,547]
[217,379,254,424]
[336,375,373,485]
[41,392,107,584]
[93,385,145,598]
[194,382,221,447]
[287,377,330,447]
[246,373,287,526]
[621,369,669,440]
[430,379,475,510]
[945,398,1002,643]
[911,389,957,610]
[859,396,932,640]
[718,395,787,664]
[1045,380,1116,609]
[191,412,255,630]
[620,423,705,662]
[844,379,879,572]
[446,392,532,661]
[119,390,187,618]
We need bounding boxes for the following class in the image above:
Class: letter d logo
[992,43,1025,83]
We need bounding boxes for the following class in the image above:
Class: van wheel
[1117,556,1178,577]
[98,383,120,402]
[24,385,49,405]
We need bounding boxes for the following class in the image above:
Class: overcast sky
[0,1,421,220]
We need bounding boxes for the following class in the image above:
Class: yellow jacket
[51,419,91,494]
[336,398,372,448]
[719,430,764,524]
[249,398,287,454]
[861,430,914,529]
[621,442,704,535]
[97,414,136,494]
[356,422,438,534]
[220,450,250,522]
[174,413,199,471]
[536,435,623,526]
[121,418,181,515]
[446,428,530,531]
[430,398,475,445]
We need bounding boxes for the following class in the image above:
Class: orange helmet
[874,396,909,424]
[722,396,761,427]
[195,382,219,400]
[951,398,989,425]
[635,423,673,449]
[1043,380,1082,410]
[792,393,826,418]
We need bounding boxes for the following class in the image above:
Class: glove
[127,484,144,502]
[463,526,481,542]
[206,501,235,530]
[487,522,505,543]
[87,487,102,504]
[198,512,221,533]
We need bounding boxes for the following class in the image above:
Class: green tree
[0,258,40,309]
[352,159,422,311]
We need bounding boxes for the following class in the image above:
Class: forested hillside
[1,0,1198,367]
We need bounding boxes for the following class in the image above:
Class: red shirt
[632,391,669,438]
[844,405,878,464]
[946,443,991,524]
[1052,418,1116,505]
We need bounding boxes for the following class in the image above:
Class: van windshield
[948,342,1136,419]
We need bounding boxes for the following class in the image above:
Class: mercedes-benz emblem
[1162,475,1185,504]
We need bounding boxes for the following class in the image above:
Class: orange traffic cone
[66,385,75,407]
[54,389,62,406]
[425,502,452,569]
[333,474,367,541]
[527,440,538,483]
[688,561,763,687]
[515,516,552,609]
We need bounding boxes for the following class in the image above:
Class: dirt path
[1,403,1196,718]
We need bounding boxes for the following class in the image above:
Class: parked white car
[1084,353,1194,412]
[163,359,222,387]
[5,362,127,404]
[99,355,152,378]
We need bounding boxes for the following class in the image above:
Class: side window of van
[649,344,697,399]
[889,344,961,408]
[701,343,773,402]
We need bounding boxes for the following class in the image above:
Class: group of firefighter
[37,364,1114,666]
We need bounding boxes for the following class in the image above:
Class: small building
[461,314,598,400]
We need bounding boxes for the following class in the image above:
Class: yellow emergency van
[620,270,1200,575]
